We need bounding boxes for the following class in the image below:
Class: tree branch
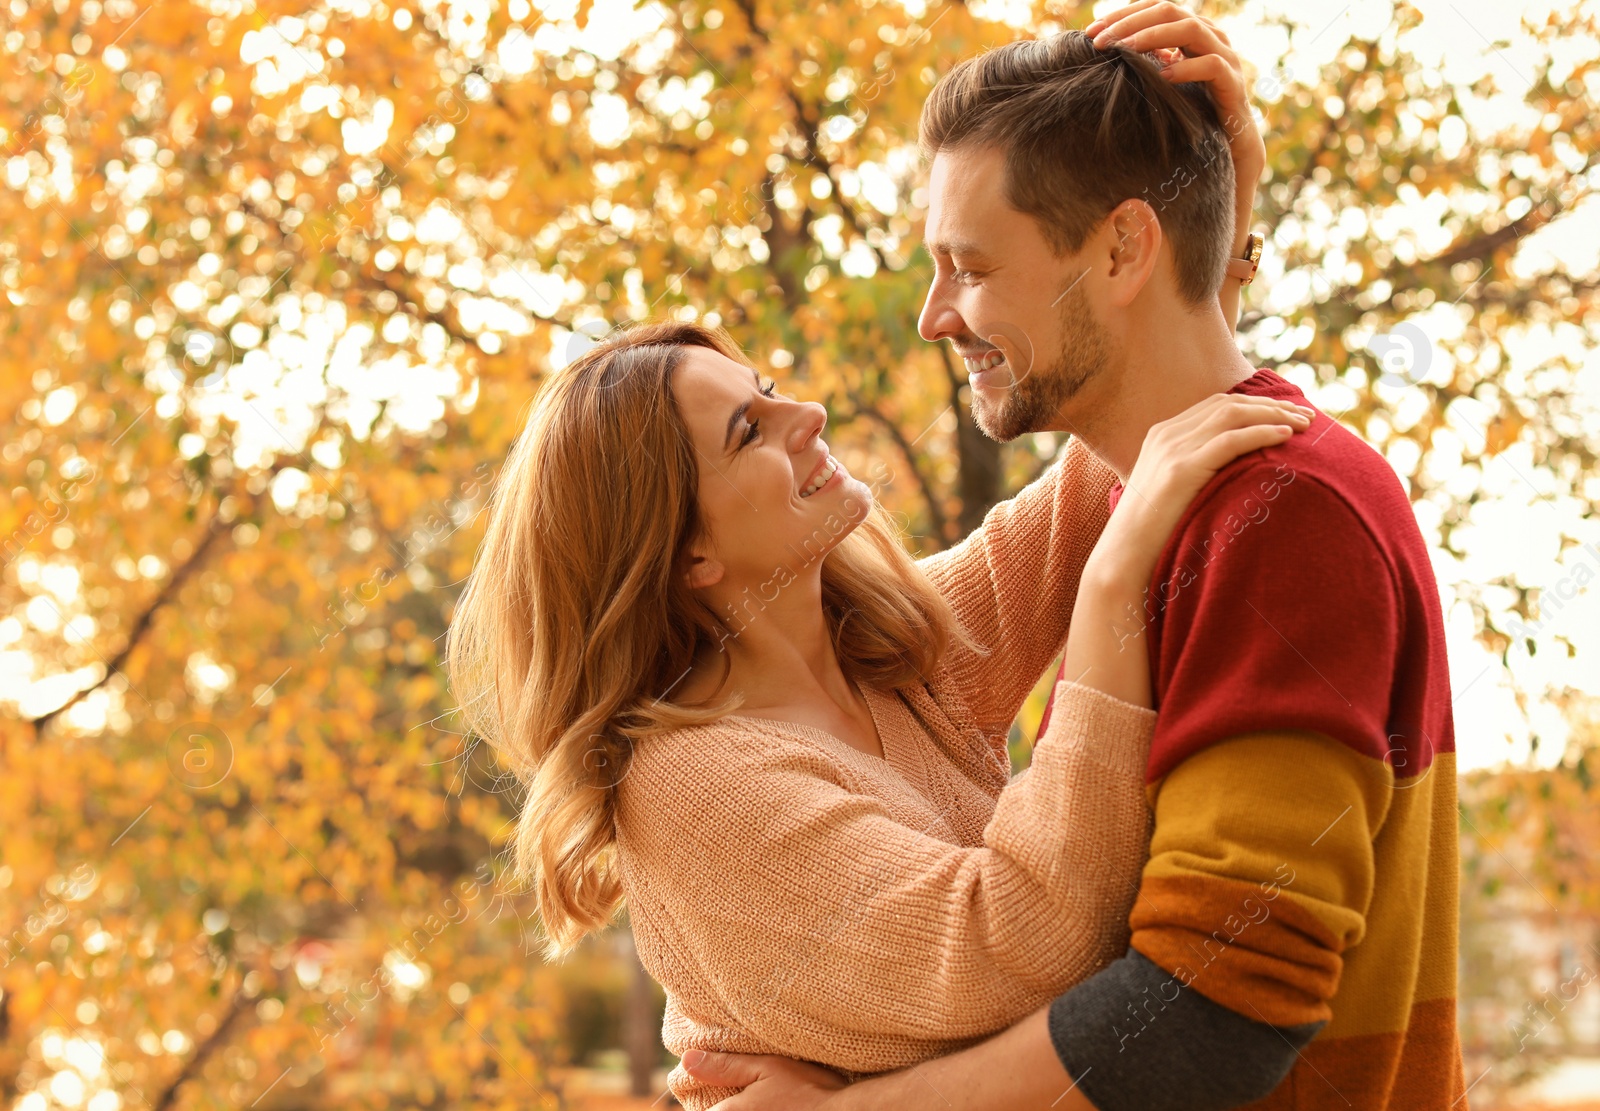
[28,434,317,740]
[1268,39,1380,223]
[28,511,230,738]
[727,0,894,273]
[151,986,253,1111]
[845,388,950,550]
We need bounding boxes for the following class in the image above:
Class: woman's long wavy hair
[448,320,975,957]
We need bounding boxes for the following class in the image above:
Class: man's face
[917,143,1119,441]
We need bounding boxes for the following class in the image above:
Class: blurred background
[3,0,1598,1106]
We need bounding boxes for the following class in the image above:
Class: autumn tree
[3,0,1598,1107]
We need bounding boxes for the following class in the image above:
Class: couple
[449,7,1466,1110]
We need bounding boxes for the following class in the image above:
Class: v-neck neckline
[728,682,892,765]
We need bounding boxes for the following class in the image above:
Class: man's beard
[969,282,1113,442]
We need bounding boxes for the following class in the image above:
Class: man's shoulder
[1221,369,1416,533]
[1170,401,1418,580]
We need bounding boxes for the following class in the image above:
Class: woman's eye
[741,419,760,446]
[760,378,778,398]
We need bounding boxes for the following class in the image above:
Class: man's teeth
[964,351,1007,375]
[801,456,839,498]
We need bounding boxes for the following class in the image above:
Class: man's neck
[1063,304,1257,481]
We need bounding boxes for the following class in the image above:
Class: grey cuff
[1047,948,1324,1111]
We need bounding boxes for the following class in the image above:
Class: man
[682,8,1466,1111]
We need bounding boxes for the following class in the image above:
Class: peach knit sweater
[613,438,1157,1111]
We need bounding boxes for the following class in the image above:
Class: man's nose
[918,280,965,344]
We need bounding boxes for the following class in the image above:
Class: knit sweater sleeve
[916,436,1117,737]
[616,680,1153,1103]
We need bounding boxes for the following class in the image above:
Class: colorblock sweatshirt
[1039,369,1466,1109]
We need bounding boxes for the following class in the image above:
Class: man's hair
[919,31,1237,306]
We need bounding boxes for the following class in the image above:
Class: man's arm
[682,1007,1097,1111]
[1040,463,1402,1111]
[1045,732,1389,1111]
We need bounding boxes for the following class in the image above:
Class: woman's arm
[617,685,1153,1106]
[1088,2,1267,333]
[916,436,1118,740]
[916,393,1309,735]
[1061,394,1312,709]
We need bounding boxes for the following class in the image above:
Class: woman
[447,17,1288,1111]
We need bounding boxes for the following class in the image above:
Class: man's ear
[1105,198,1162,307]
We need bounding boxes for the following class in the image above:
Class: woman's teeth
[964,351,1007,376]
[801,456,839,498]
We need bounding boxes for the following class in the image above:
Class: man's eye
[951,268,978,284]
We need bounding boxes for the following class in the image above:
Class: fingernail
[683,1049,705,1069]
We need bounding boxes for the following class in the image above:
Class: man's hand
[682,1048,848,1111]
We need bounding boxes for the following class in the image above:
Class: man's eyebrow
[927,237,989,259]
[722,367,763,451]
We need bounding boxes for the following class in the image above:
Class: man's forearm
[828,1008,1097,1111]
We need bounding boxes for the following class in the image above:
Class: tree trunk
[622,931,658,1098]
[944,350,1004,538]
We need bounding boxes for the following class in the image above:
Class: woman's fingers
[1196,423,1297,470]
[1201,398,1313,434]
[683,1049,767,1087]
[1097,14,1235,68]
[1085,0,1168,38]
[1156,53,1237,89]
[1161,395,1312,440]
[1090,2,1224,54]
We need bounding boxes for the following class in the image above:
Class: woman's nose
[789,400,827,451]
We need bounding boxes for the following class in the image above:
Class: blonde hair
[448,320,973,956]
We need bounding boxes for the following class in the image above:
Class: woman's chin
[839,475,875,519]
[812,471,872,522]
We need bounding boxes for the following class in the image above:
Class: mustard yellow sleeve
[1128,731,1394,1026]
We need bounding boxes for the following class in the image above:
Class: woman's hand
[1087,2,1265,327]
[1093,394,1313,591]
[1087,1,1266,204]
[1059,394,1312,710]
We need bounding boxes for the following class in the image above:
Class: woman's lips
[800,455,841,498]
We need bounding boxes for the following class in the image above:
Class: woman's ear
[683,552,724,590]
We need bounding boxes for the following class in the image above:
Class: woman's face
[674,346,873,595]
